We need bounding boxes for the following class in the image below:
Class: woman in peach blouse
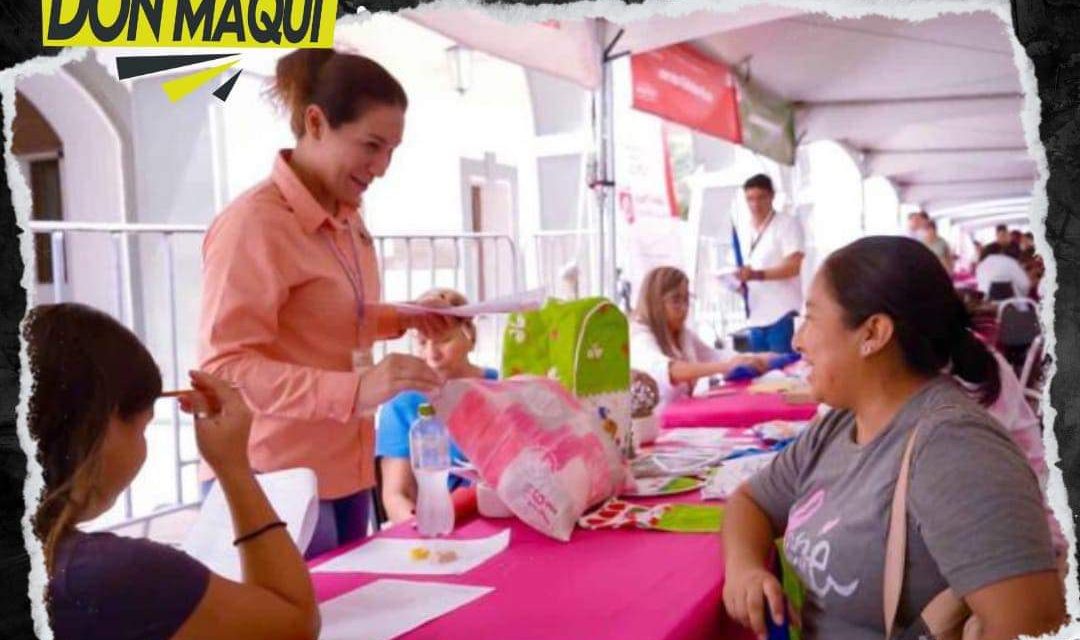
[199,50,447,557]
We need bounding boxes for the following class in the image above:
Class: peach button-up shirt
[199,151,401,499]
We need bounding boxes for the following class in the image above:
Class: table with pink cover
[661,382,818,430]
[954,275,978,290]
[309,502,754,640]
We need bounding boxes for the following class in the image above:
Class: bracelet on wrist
[233,520,286,546]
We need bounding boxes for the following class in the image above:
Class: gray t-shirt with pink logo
[747,376,1056,639]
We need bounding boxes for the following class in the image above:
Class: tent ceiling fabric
[403,7,604,89]
[406,7,1035,220]
[692,10,1035,213]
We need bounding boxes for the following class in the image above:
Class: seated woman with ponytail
[722,237,1065,640]
[28,304,318,640]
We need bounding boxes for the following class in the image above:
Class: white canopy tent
[402,5,1036,291]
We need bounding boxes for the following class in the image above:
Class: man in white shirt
[976,243,1031,299]
[735,174,805,353]
[907,210,930,239]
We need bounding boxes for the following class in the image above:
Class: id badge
[353,348,375,418]
[352,348,374,373]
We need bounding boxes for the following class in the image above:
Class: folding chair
[1016,336,1046,418]
[1018,335,1045,391]
[987,281,1016,302]
[997,298,1041,374]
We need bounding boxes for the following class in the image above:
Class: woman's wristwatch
[751,269,766,281]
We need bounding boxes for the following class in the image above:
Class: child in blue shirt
[376,289,498,524]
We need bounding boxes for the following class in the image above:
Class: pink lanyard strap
[321,218,366,323]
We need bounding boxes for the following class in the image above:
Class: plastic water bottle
[409,404,455,537]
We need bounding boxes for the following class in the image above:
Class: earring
[861,343,872,356]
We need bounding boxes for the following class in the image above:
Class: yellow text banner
[42,0,338,47]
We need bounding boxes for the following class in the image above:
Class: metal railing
[27,221,523,536]
[532,228,597,300]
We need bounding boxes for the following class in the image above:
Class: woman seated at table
[631,266,772,406]
[722,237,1064,640]
[27,303,319,640]
[376,289,497,524]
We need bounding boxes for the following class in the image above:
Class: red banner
[630,44,742,144]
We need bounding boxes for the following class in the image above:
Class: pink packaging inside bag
[433,377,632,541]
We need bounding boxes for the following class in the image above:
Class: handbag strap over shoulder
[883,426,971,640]
[883,426,920,639]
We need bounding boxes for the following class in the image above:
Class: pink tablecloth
[661,383,818,429]
[310,506,753,640]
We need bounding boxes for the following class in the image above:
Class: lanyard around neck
[748,211,776,257]
[321,218,366,322]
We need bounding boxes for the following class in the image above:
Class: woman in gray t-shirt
[722,236,1064,640]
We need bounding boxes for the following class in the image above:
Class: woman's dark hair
[743,173,774,193]
[24,303,162,569]
[821,236,1001,405]
[271,49,408,138]
[634,266,689,359]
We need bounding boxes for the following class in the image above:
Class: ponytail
[950,327,1002,406]
[271,49,408,139]
[24,304,162,572]
[822,236,1001,406]
[270,49,334,137]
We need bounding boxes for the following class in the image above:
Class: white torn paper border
[3,45,95,640]
[4,2,1078,640]
[313,529,510,575]
[318,579,493,640]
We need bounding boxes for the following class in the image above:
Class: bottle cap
[418,403,435,417]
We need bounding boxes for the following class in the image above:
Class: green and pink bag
[501,297,632,453]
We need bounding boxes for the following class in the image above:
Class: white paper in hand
[313,529,510,575]
[182,467,319,581]
[319,579,493,640]
[389,288,546,318]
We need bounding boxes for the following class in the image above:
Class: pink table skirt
[310,507,754,640]
[661,383,818,429]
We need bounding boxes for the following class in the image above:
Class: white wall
[795,140,865,286]
[16,69,125,315]
[862,175,901,235]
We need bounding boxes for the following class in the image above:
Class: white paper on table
[313,529,510,575]
[388,288,546,318]
[182,467,319,582]
[319,579,493,640]
[656,428,760,451]
[701,452,779,500]
[758,369,791,381]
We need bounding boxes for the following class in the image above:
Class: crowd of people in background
[908,211,1044,300]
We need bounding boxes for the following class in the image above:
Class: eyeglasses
[663,293,695,308]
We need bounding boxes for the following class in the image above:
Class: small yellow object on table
[410,546,431,561]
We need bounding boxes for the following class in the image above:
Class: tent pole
[593,19,620,300]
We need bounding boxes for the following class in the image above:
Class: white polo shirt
[738,211,805,328]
